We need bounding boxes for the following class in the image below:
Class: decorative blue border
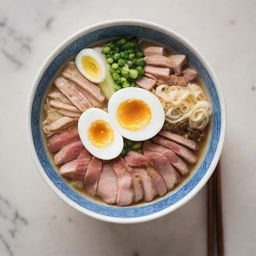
[31,25,221,218]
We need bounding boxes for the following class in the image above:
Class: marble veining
[0,196,28,256]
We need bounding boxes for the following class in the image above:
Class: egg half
[75,48,107,83]
[108,87,165,141]
[78,108,123,160]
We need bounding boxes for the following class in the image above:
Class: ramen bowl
[28,19,226,224]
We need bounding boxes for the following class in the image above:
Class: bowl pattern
[31,24,221,219]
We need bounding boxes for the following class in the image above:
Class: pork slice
[183,68,198,82]
[144,46,165,56]
[122,159,144,203]
[168,75,187,86]
[144,141,189,176]
[48,127,80,153]
[134,167,157,202]
[62,62,105,102]
[49,99,80,112]
[153,136,197,164]
[84,157,103,196]
[74,83,101,107]
[144,65,170,79]
[144,72,158,80]
[54,141,84,165]
[59,159,77,177]
[147,166,167,196]
[136,76,156,90]
[124,151,149,167]
[169,55,186,74]
[48,90,72,104]
[55,76,92,111]
[145,55,173,68]
[96,163,117,204]
[57,109,81,118]
[144,151,178,190]
[159,130,198,151]
[111,157,134,206]
[46,117,77,133]
[72,149,92,185]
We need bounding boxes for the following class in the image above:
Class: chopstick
[207,161,224,256]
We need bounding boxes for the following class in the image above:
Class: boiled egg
[78,108,123,160]
[108,87,165,141]
[75,48,107,83]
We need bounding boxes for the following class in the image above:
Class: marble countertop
[1,0,256,255]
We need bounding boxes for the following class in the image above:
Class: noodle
[154,83,212,130]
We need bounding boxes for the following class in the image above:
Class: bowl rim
[27,19,226,224]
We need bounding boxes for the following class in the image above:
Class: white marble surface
[0,0,256,255]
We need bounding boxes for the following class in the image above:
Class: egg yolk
[88,120,114,148]
[82,56,100,78]
[117,99,152,131]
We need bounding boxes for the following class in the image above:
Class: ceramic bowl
[28,19,226,224]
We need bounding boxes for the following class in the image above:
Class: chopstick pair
[207,161,224,256]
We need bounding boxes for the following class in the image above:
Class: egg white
[78,108,123,160]
[108,87,165,141]
[75,48,107,83]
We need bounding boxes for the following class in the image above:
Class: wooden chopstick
[207,161,224,256]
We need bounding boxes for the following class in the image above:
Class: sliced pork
[147,166,167,196]
[153,136,197,164]
[122,159,144,203]
[168,75,187,86]
[183,68,198,82]
[144,151,178,190]
[57,109,81,118]
[169,55,186,74]
[62,62,105,102]
[84,157,103,196]
[159,130,198,151]
[72,149,92,185]
[134,167,157,202]
[48,127,80,153]
[48,90,71,104]
[59,159,77,177]
[136,76,156,90]
[96,163,117,204]
[49,99,80,112]
[54,141,84,165]
[144,141,189,175]
[144,65,170,80]
[55,76,92,111]
[144,46,164,56]
[46,117,76,133]
[125,151,149,167]
[111,157,134,206]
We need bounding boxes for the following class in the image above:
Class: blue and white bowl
[28,20,226,223]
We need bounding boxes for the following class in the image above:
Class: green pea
[127,60,133,67]
[129,69,139,79]
[119,38,127,45]
[107,42,115,48]
[136,58,145,66]
[106,57,113,64]
[136,149,143,154]
[120,51,125,58]
[136,51,143,57]
[114,53,120,60]
[120,77,127,83]
[112,72,121,81]
[102,46,110,54]
[136,66,143,73]
[131,143,142,150]
[129,53,135,59]
[112,63,119,69]
[121,67,129,78]
[114,85,121,91]
[122,82,130,88]
[118,58,126,66]
[126,140,134,146]
[109,67,115,73]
